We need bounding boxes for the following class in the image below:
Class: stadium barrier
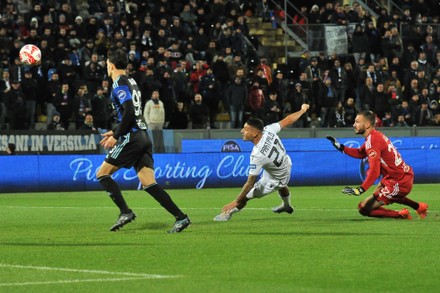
[1,137,439,193]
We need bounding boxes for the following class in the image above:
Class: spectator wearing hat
[318,78,338,127]
[264,90,282,125]
[5,80,26,130]
[47,111,64,130]
[286,82,311,128]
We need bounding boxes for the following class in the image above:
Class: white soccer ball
[19,44,42,65]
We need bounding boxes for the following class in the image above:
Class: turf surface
[0,184,439,293]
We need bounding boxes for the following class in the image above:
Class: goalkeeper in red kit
[327,110,428,219]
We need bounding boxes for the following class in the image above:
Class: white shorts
[246,168,291,199]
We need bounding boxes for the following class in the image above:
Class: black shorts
[105,130,154,172]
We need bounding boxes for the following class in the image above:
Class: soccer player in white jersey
[214,103,310,221]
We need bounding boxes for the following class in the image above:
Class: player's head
[242,118,264,142]
[106,47,128,77]
[354,110,376,135]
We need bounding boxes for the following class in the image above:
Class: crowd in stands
[0,0,439,133]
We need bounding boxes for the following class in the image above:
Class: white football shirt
[248,123,291,180]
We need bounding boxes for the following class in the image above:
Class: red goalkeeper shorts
[373,173,414,205]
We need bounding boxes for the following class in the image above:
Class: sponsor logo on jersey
[117,90,126,100]
[249,164,256,170]
[221,140,241,152]
[368,149,377,158]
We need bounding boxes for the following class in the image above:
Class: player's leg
[272,186,294,214]
[97,161,130,213]
[358,182,411,219]
[386,176,428,218]
[138,167,190,233]
[96,161,136,231]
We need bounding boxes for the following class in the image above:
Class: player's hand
[301,104,310,113]
[342,186,364,196]
[326,136,345,152]
[100,131,117,148]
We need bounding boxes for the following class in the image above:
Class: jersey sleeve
[248,154,264,176]
[114,85,133,104]
[343,144,367,159]
[360,146,382,191]
[264,123,281,134]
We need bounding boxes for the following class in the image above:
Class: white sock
[229,207,240,214]
[279,193,291,207]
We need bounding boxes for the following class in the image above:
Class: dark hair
[107,48,128,69]
[359,110,376,126]
[246,118,264,131]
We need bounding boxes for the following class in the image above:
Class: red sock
[369,207,400,218]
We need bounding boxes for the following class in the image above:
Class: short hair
[246,118,264,131]
[107,48,128,69]
[359,110,376,126]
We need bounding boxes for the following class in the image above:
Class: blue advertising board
[0,137,439,193]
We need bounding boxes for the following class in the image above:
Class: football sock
[144,184,186,220]
[98,175,131,214]
[278,192,291,206]
[369,207,400,218]
[390,197,419,210]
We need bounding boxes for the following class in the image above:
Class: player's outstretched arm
[279,104,309,129]
[221,175,258,213]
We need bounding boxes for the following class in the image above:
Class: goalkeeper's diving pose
[213,104,310,221]
[327,110,428,220]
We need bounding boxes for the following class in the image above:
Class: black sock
[98,175,131,214]
[144,184,186,220]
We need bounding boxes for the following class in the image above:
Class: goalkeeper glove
[326,136,345,152]
[342,186,365,196]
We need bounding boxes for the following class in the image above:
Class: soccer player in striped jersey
[214,103,310,221]
[327,110,428,219]
[96,48,190,233]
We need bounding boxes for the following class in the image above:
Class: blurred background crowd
[0,0,439,132]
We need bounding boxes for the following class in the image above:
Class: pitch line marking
[0,263,180,287]
[0,277,167,287]
[1,206,358,212]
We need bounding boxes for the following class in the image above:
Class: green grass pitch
[0,184,439,293]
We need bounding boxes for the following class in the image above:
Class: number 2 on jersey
[268,139,284,167]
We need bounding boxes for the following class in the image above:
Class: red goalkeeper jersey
[343,129,413,191]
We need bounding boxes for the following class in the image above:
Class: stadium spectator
[46,111,64,131]
[199,66,221,129]
[90,86,110,130]
[318,78,338,127]
[5,80,26,130]
[190,93,209,129]
[226,76,247,129]
[213,103,310,222]
[327,111,428,219]
[78,113,96,131]
[143,90,165,153]
[168,101,189,130]
[263,90,282,125]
